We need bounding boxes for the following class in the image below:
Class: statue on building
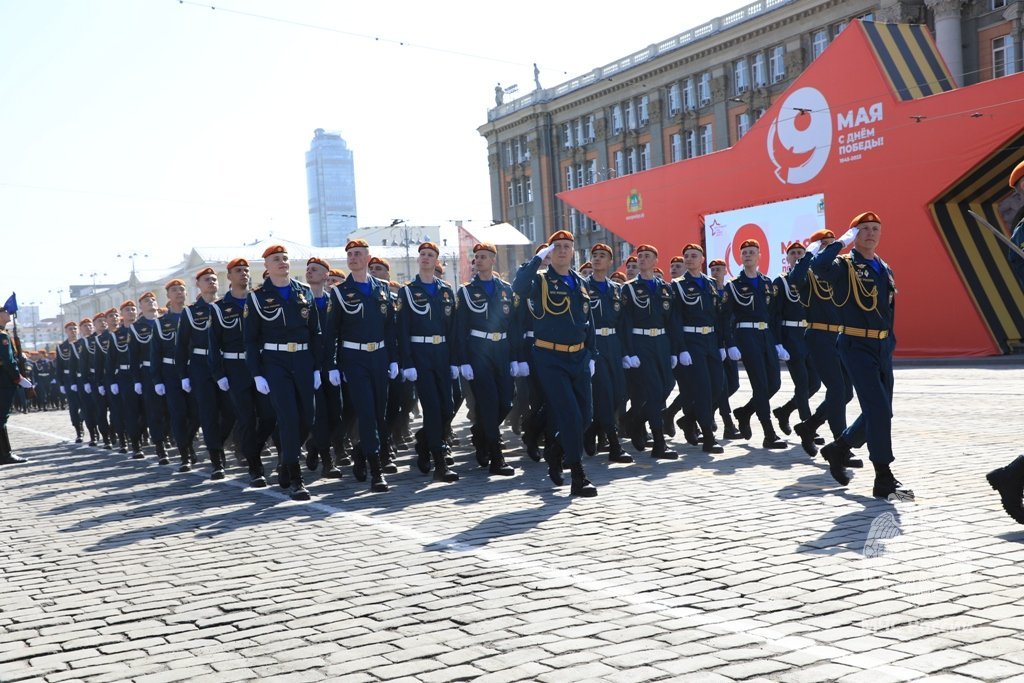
[533,63,542,91]
[495,83,504,106]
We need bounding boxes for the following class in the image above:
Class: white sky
[0,0,743,318]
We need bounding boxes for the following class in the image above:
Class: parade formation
[4,174,1024,523]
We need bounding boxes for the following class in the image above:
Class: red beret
[78,317,92,326]
[345,238,370,251]
[434,263,445,275]
[164,278,186,290]
[195,267,216,281]
[682,243,704,255]
[740,239,760,250]
[328,268,345,278]
[580,261,592,270]
[368,256,390,270]
[226,257,249,271]
[709,259,727,268]
[809,229,835,242]
[91,312,106,321]
[610,271,627,282]
[636,244,658,256]
[850,212,881,228]
[118,300,136,310]
[653,267,664,276]
[670,255,685,264]
[625,254,637,264]
[785,242,806,253]
[473,242,497,254]
[261,244,287,258]
[547,230,574,243]
[534,242,549,255]
[306,257,330,271]
[418,242,440,255]
[591,243,613,257]
[64,321,78,329]
[1010,160,1024,188]
[104,308,118,317]
[138,291,156,302]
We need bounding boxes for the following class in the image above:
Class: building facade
[478,0,1022,268]
[306,128,358,247]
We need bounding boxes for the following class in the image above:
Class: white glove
[254,375,270,394]
[388,362,399,380]
[98,385,106,396]
[727,346,741,361]
[806,240,822,255]
[679,351,693,366]
[134,382,143,395]
[839,227,859,248]
[509,362,519,377]
[627,355,641,369]
[111,384,119,395]
[181,378,191,393]
[450,366,460,380]
[59,385,67,394]
[313,371,322,390]
[622,357,631,369]
[776,344,791,361]
[719,348,726,361]
[216,377,230,392]
[670,355,678,369]
[589,359,595,376]
[329,369,341,386]
[154,383,165,396]
[517,361,530,377]
[460,364,474,381]
[83,383,92,394]
[18,376,32,389]
[70,384,77,392]
[402,368,418,382]
[537,243,556,260]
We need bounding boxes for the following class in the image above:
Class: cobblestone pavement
[2,363,1024,683]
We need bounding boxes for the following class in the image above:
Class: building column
[926,0,964,86]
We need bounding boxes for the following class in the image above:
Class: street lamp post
[388,219,432,284]
[117,252,148,298]
[48,288,65,334]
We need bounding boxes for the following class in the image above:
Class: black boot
[488,441,515,476]
[305,441,320,471]
[793,418,822,457]
[662,407,678,438]
[720,412,742,440]
[368,451,389,492]
[628,411,647,452]
[155,442,169,465]
[872,462,914,501]
[680,415,700,446]
[987,455,1024,524]
[278,460,291,489]
[289,462,310,501]
[702,434,724,454]
[773,399,795,435]
[761,423,787,449]
[320,449,342,479]
[545,438,564,485]
[570,462,597,497]
[820,439,852,486]
[352,443,367,482]
[607,429,633,464]
[381,444,399,475]
[414,429,432,474]
[583,423,597,457]
[248,455,267,488]
[210,449,226,480]
[733,404,753,440]
[177,446,192,472]
[87,428,97,447]
[0,426,27,464]
[432,449,459,483]
[131,437,144,459]
[650,430,678,460]
[118,434,128,454]
[74,424,84,444]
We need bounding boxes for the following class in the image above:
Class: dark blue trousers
[467,339,513,446]
[735,328,781,426]
[591,336,625,435]
[838,336,894,465]
[533,347,592,466]
[263,351,314,465]
[342,348,389,456]
[681,333,725,438]
[806,330,853,438]
[780,326,820,422]
[628,334,674,431]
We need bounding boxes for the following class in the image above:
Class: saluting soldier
[0,304,33,464]
[328,238,397,492]
[723,239,788,449]
[398,241,460,482]
[303,256,343,480]
[812,212,913,501]
[512,230,597,496]
[153,279,198,470]
[456,242,517,476]
[584,243,632,464]
[56,321,85,443]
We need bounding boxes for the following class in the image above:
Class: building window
[585,115,596,141]
[565,166,574,191]
[993,35,1016,77]
[612,104,623,134]
[752,52,767,87]
[519,135,530,162]
[670,133,683,162]
[668,83,681,115]
[587,159,597,184]
[812,30,829,60]
[590,218,600,232]
[639,95,649,125]
[699,124,713,155]
[626,100,637,130]
[625,147,638,174]
[569,208,579,233]
[698,72,711,105]
[576,163,585,188]
[833,21,848,38]
[770,45,786,82]
[614,150,625,176]
[563,123,573,149]
[639,143,650,171]
[504,141,513,167]
[515,181,524,205]
[992,0,1007,9]
[684,130,696,158]
[753,107,767,121]
[574,118,584,146]
[525,177,533,202]
[526,216,536,242]
[507,182,514,206]
[683,78,695,109]
[736,112,751,139]
[734,58,749,94]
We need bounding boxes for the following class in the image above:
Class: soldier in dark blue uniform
[0,304,32,464]
[32,345,53,412]
[152,280,198,469]
[988,161,1024,522]
[55,321,85,443]
[620,244,679,459]
[398,242,460,482]
[512,230,597,496]
[584,243,632,464]
[671,244,728,454]
[709,259,742,439]
[176,268,234,478]
[86,313,113,448]
[328,239,396,492]
[74,317,100,446]
[457,242,517,476]
[106,301,142,456]
[130,292,167,462]
[723,239,788,449]
[210,258,273,488]
[811,212,913,501]
[244,245,326,501]
[99,309,127,452]
[303,256,343,480]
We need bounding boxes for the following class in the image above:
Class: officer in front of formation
[0,303,33,464]
[244,244,328,501]
[811,212,913,501]
[513,230,598,497]
[397,241,460,482]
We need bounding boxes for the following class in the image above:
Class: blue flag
[2,292,15,314]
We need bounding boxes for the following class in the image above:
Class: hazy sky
[1,0,741,317]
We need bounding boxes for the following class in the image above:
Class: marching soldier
[89,313,113,448]
[303,256,343,480]
[512,230,597,496]
[153,279,198,469]
[111,300,145,458]
[73,317,100,446]
[100,308,127,453]
[398,242,460,482]
[130,292,167,462]
[0,304,33,464]
[812,212,913,501]
[32,345,53,412]
[624,254,639,281]
[723,239,788,449]
[55,320,85,443]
